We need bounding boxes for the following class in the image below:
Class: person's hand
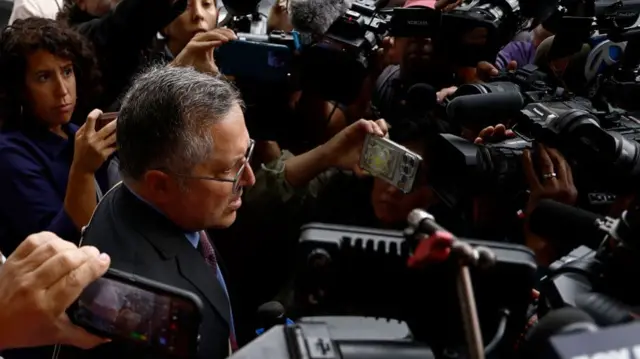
[72,109,117,174]
[523,144,577,214]
[436,86,457,103]
[0,232,111,350]
[323,119,389,175]
[267,0,293,33]
[474,124,515,144]
[171,28,237,75]
[374,36,400,71]
[522,145,577,263]
[436,0,463,11]
[476,60,518,81]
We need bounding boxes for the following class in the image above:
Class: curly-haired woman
[0,18,117,257]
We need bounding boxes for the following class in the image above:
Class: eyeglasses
[168,139,255,194]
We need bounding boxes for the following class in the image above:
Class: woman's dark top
[0,122,109,255]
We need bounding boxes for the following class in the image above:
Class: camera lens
[454,81,521,97]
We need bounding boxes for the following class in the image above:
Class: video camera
[435,0,531,66]
[532,199,640,319]
[427,64,640,211]
[217,0,534,104]
[300,0,392,104]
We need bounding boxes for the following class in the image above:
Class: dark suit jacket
[56,184,232,359]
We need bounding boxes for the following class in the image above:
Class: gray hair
[117,65,242,181]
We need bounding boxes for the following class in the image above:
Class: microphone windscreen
[257,301,285,320]
[288,0,353,35]
[529,200,606,250]
[445,92,524,127]
[406,83,437,114]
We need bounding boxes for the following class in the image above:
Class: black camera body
[539,204,640,322]
[439,0,530,66]
[430,64,640,209]
[230,319,435,359]
[301,4,390,104]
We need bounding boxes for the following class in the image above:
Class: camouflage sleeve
[243,150,338,212]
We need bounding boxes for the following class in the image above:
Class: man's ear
[143,170,174,201]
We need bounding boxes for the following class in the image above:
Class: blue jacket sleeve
[0,147,79,250]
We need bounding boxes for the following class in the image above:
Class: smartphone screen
[70,273,201,357]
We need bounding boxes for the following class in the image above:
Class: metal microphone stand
[406,209,497,359]
[450,241,496,359]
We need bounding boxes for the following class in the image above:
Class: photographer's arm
[522,145,577,265]
[283,145,333,187]
[76,0,185,53]
[73,0,186,107]
[243,119,387,209]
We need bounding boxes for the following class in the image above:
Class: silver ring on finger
[542,172,557,180]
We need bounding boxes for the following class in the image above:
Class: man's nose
[240,163,256,188]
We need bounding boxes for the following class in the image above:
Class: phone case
[360,134,423,194]
[68,268,204,357]
[96,112,118,131]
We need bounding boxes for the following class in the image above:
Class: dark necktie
[198,231,218,270]
[198,231,238,352]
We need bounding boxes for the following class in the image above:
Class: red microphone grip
[407,230,455,268]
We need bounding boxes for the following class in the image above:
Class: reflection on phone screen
[267,51,287,68]
[75,278,197,356]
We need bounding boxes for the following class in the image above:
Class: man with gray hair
[57,65,255,359]
[58,64,388,359]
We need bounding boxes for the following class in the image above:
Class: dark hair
[56,0,97,27]
[0,17,101,126]
[55,0,75,24]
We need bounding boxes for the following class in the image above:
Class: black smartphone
[68,268,203,358]
[214,39,292,82]
[96,112,118,131]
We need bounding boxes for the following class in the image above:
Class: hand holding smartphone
[67,269,203,358]
[359,134,423,193]
[96,112,118,131]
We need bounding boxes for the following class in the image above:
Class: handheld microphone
[287,0,353,35]
[446,92,524,129]
[528,200,616,250]
[406,83,438,116]
[406,209,495,359]
[255,301,294,335]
